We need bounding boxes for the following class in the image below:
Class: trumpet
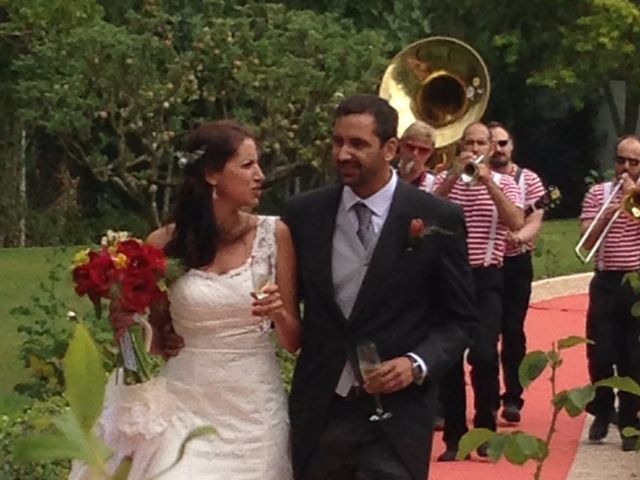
[575,176,640,263]
[460,155,486,184]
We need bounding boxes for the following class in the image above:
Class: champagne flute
[251,253,273,299]
[250,254,274,331]
[356,340,393,421]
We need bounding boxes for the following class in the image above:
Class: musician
[579,134,640,451]
[396,120,437,192]
[433,122,524,461]
[488,122,546,424]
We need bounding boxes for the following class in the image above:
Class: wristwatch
[405,354,425,384]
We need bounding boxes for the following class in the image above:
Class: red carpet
[429,294,590,480]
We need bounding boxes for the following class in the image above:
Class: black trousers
[500,252,533,409]
[585,270,640,429]
[301,394,413,480]
[441,266,503,449]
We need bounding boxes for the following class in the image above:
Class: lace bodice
[168,215,278,349]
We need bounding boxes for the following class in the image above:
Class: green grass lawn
[532,218,593,280]
[0,247,90,397]
[0,219,594,397]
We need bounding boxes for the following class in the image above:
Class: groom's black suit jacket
[284,180,477,480]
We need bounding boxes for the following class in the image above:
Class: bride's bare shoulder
[146,224,175,249]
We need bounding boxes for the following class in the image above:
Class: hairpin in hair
[177,148,206,168]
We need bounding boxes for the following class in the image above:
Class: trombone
[575,176,640,263]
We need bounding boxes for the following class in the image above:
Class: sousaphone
[379,37,490,149]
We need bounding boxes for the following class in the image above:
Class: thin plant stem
[533,342,560,480]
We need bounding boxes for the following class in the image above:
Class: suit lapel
[348,182,412,322]
[307,185,342,311]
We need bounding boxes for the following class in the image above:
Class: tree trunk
[624,87,640,135]
[161,156,174,222]
[18,128,26,247]
[603,82,623,136]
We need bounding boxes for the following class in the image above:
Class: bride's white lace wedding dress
[69,215,292,480]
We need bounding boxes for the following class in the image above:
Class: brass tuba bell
[379,37,490,149]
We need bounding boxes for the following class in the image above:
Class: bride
[69,120,301,480]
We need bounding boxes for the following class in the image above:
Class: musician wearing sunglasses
[433,122,524,461]
[579,134,640,451]
[487,122,546,426]
[396,121,437,193]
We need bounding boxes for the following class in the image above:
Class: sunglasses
[495,139,510,147]
[401,141,432,156]
[615,156,640,167]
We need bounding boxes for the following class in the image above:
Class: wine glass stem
[373,393,385,413]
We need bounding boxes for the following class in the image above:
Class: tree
[4,0,391,228]
[526,0,640,135]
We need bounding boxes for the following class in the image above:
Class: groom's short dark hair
[335,94,398,144]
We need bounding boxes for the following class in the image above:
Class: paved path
[430,273,640,480]
[536,274,639,480]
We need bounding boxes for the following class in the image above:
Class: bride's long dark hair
[165,120,256,269]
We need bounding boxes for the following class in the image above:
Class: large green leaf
[565,385,596,417]
[487,434,509,462]
[52,410,111,465]
[504,435,529,465]
[13,432,86,463]
[457,428,496,460]
[558,335,592,350]
[63,323,107,432]
[631,300,640,319]
[113,457,133,480]
[519,350,549,389]
[596,376,640,396]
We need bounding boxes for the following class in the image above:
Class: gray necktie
[353,202,375,250]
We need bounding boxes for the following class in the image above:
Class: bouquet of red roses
[71,230,171,384]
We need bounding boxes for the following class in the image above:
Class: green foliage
[281,0,432,47]
[276,344,296,391]
[0,396,70,480]
[463,336,638,478]
[459,429,549,465]
[13,323,216,479]
[11,249,113,399]
[518,350,549,389]
[3,1,392,228]
[26,200,147,247]
[596,375,640,397]
[63,324,108,432]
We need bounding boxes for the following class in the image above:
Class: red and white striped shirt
[505,166,546,257]
[435,171,523,268]
[580,181,640,271]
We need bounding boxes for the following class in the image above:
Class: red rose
[141,244,167,275]
[119,270,164,313]
[73,250,116,297]
[408,218,427,239]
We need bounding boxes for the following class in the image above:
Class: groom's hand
[363,357,414,394]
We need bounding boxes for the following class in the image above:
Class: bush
[12,249,114,400]
[0,396,70,480]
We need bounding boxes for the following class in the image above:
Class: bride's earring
[211,184,217,200]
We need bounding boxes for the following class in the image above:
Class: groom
[284,94,477,480]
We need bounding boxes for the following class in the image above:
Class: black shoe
[621,435,637,452]
[501,404,521,423]
[588,415,610,443]
[433,416,444,431]
[437,449,470,462]
[476,444,489,458]
[437,449,460,462]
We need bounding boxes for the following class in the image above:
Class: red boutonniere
[407,218,427,251]
[406,218,454,251]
